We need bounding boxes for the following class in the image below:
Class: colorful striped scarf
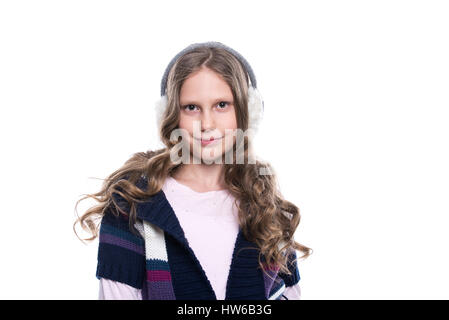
[96,177,300,300]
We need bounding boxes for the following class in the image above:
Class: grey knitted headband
[160,41,258,96]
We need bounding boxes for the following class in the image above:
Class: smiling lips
[195,136,223,146]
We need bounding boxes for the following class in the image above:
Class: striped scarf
[96,176,300,300]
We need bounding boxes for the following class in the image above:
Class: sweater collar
[135,182,266,300]
[136,188,188,246]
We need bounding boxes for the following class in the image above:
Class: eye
[217,101,230,109]
[183,104,199,112]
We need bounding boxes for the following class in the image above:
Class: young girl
[74,41,311,300]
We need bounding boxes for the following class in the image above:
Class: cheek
[178,115,193,133]
[177,117,194,147]
[220,112,238,130]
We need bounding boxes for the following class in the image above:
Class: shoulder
[99,209,145,252]
[96,206,146,289]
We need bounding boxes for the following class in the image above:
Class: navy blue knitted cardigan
[96,177,301,300]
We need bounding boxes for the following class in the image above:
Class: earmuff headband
[160,41,258,97]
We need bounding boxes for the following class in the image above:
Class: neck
[172,163,227,191]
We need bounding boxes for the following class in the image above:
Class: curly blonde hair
[74,45,312,279]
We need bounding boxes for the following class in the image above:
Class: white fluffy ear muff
[247,86,264,136]
[154,95,168,130]
[155,86,264,136]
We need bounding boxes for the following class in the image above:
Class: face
[178,67,238,164]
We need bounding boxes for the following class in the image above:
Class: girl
[74,41,311,300]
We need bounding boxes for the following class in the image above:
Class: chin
[188,149,222,164]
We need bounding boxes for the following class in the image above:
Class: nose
[200,108,215,132]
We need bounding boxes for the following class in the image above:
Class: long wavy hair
[74,45,312,279]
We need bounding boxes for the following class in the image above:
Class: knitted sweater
[96,175,301,300]
[98,176,302,299]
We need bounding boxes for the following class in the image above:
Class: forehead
[179,68,233,103]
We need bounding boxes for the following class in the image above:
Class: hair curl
[74,45,312,280]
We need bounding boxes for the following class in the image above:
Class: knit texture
[96,175,301,299]
[140,220,176,299]
[96,207,146,289]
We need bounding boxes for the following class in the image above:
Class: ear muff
[155,41,264,136]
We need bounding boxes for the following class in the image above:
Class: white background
[0,0,448,299]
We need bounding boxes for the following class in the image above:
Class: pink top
[99,176,302,300]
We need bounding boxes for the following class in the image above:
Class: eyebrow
[180,98,234,106]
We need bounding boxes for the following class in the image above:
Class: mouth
[194,136,223,146]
